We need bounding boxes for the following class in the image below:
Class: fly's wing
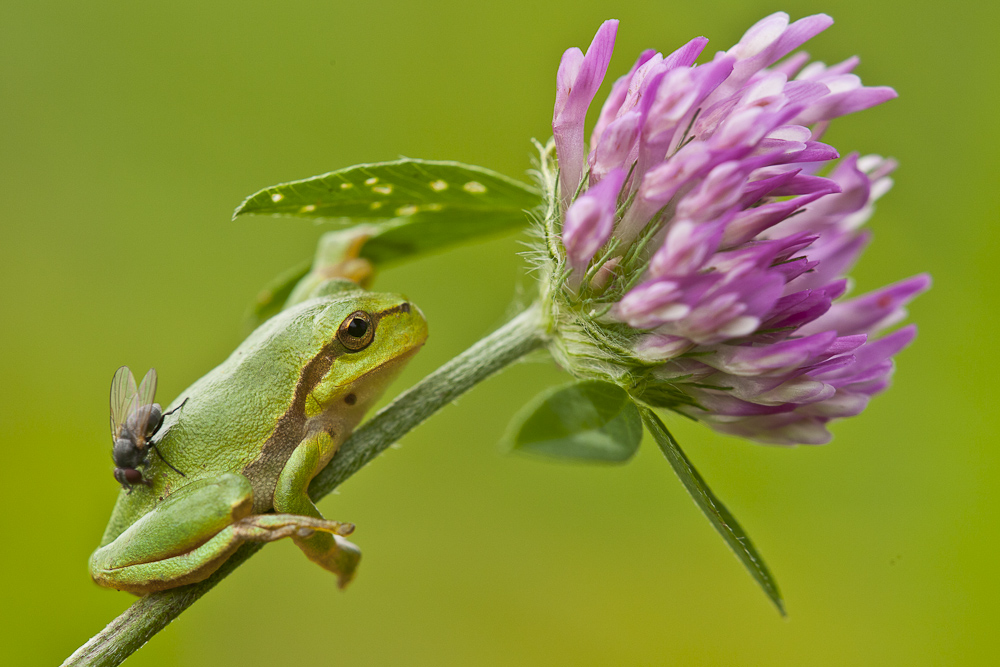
[110,366,138,441]
[131,368,159,447]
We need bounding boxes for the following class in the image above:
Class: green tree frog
[90,286,427,594]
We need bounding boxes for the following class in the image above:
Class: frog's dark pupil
[347,318,368,338]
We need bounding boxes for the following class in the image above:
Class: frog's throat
[240,302,418,513]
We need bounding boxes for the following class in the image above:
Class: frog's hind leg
[89,473,350,595]
[273,432,362,588]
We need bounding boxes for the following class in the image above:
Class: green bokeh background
[2,0,996,664]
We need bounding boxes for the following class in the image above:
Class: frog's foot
[296,531,362,590]
[235,513,362,589]
[232,514,355,542]
[273,433,363,588]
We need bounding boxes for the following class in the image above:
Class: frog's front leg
[89,473,352,595]
[274,431,362,588]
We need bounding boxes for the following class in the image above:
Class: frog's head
[293,289,429,424]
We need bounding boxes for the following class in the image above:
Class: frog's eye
[338,311,374,351]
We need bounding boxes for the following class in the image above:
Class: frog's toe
[332,535,362,589]
[231,513,355,542]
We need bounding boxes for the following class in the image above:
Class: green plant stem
[63,303,546,667]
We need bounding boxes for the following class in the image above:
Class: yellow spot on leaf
[364,177,379,185]
[425,203,443,211]
[370,202,383,210]
[430,180,448,191]
[340,182,353,189]
[270,193,284,202]
[463,181,487,193]
[372,185,393,195]
[301,204,316,213]
[396,205,418,216]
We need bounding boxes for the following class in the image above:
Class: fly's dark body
[109,367,184,491]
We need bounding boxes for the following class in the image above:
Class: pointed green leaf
[234,159,541,263]
[506,380,643,463]
[233,158,541,221]
[639,406,785,615]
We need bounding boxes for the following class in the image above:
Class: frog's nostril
[400,302,411,314]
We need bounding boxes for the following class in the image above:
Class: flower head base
[539,12,928,445]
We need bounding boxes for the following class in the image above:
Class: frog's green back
[99,291,424,547]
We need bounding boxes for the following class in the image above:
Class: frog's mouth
[301,340,423,438]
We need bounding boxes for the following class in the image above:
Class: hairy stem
[64,303,546,667]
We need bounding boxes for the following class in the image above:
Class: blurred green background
[2,0,996,664]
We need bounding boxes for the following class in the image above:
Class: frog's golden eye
[338,311,374,351]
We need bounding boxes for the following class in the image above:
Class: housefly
[109,366,185,492]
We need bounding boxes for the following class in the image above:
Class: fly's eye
[338,311,374,351]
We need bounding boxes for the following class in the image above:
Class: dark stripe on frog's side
[241,303,406,513]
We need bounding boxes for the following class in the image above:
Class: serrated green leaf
[639,407,785,615]
[507,380,643,463]
[233,159,541,262]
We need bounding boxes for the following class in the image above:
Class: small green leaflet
[353,214,517,266]
[233,159,542,263]
[639,406,785,615]
[506,380,643,463]
[244,259,312,331]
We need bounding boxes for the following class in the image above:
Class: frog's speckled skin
[90,290,427,594]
